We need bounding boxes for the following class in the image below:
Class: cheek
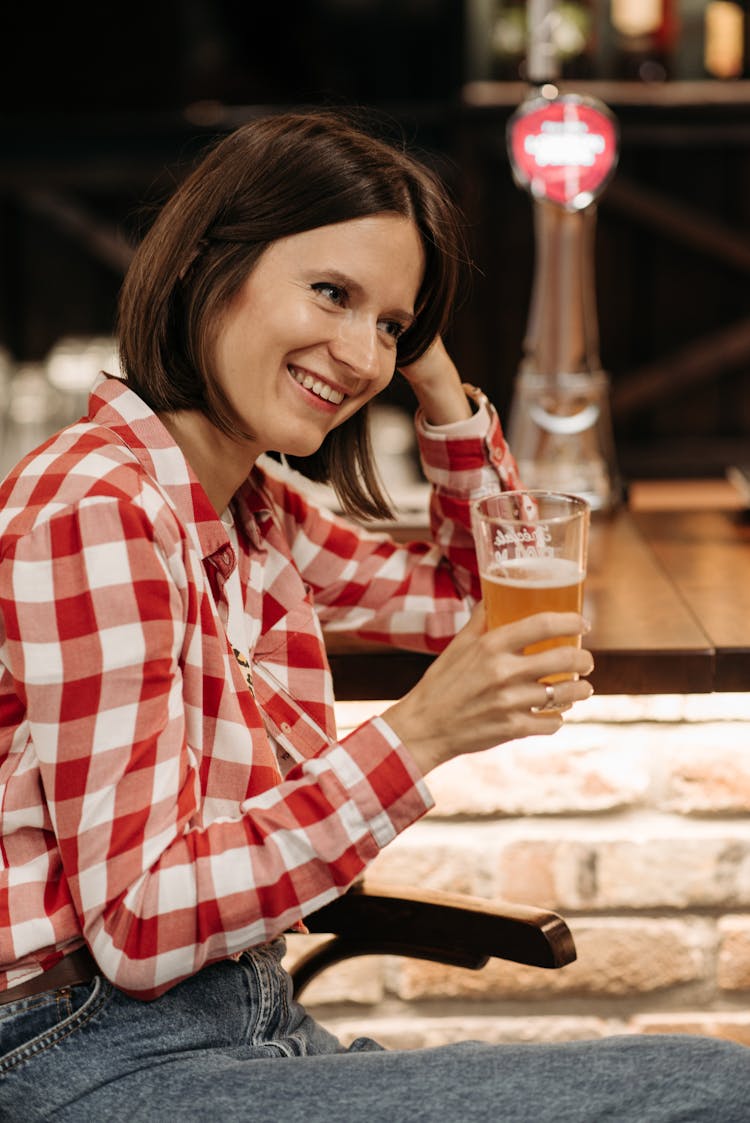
[211,299,253,376]
[377,362,397,395]
[328,364,395,434]
[212,328,247,392]
[363,359,397,406]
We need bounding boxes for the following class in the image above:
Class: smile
[289,366,346,406]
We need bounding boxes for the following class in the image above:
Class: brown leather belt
[0,947,98,1006]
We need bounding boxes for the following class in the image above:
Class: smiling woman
[1,109,749,1123]
[118,110,467,520]
[193,214,425,506]
[157,213,426,516]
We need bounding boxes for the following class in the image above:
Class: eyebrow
[311,267,417,326]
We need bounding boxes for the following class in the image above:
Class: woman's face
[211,213,425,461]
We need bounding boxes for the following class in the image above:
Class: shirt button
[221,551,232,566]
[280,722,292,734]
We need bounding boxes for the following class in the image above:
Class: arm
[397,336,473,426]
[272,339,594,776]
[265,344,521,651]
[0,495,432,999]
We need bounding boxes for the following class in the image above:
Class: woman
[0,110,747,1121]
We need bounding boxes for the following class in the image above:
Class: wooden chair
[290,878,576,997]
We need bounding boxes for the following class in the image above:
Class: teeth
[290,368,344,405]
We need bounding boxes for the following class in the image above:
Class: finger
[526,644,595,682]
[531,676,595,711]
[443,601,487,647]
[514,708,565,737]
[497,659,595,714]
[484,612,590,653]
[417,601,488,688]
[465,600,488,634]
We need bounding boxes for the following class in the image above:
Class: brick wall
[284,692,750,1049]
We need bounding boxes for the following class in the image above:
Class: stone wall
[284,692,750,1049]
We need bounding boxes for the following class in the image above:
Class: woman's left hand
[399,337,473,426]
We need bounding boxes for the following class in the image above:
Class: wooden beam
[611,316,750,419]
[603,176,750,275]
[21,189,134,274]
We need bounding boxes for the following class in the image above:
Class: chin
[278,435,328,460]
[278,413,352,460]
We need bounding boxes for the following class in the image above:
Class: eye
[379,318,407,342]
[311,282,347,305]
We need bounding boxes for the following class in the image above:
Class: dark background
[2,0,749,479]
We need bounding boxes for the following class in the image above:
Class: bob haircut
[117,108,469,519]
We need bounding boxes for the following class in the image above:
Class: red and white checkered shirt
[0,373,520,999]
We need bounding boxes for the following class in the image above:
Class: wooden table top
[629,508,750,693]
[326,480,750,699]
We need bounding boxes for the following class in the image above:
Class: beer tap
[505,0,622,511]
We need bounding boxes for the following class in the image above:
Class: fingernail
[582,618,592,633]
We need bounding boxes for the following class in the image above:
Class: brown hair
[117,108,468,519]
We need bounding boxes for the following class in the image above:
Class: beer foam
[484,556,583,587]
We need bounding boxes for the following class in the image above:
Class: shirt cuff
[416,387,523,494]
[416,385,491,439]
[329,716,434,850]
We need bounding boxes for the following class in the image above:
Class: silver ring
[531,682,560,714]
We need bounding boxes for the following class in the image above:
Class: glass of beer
[471,491,590,705]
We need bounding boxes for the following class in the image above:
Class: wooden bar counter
[326,480,750,699]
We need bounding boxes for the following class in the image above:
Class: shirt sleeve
[0,494,432,1000]
[273,392,521,651]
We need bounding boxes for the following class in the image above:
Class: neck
[158,409,257,516]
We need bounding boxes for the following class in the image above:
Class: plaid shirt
[0,374,520,999]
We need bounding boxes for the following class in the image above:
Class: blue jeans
[1,939,749,1122]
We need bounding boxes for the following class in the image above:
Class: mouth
[288,365,347,406]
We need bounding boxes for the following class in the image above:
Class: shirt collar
[87,372,271,559]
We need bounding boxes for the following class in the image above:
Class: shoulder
[0,421,180,547]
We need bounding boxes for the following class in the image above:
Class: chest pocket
[254,588,334,743]
[256,585,324,663]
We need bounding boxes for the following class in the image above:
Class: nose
[330,314,380,380]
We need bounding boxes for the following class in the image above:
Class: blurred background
[1,0,749,484]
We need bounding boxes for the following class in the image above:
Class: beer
[480,556,584,679]
[472,491,590,701]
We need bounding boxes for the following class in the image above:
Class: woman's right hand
[383,605,594,777]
